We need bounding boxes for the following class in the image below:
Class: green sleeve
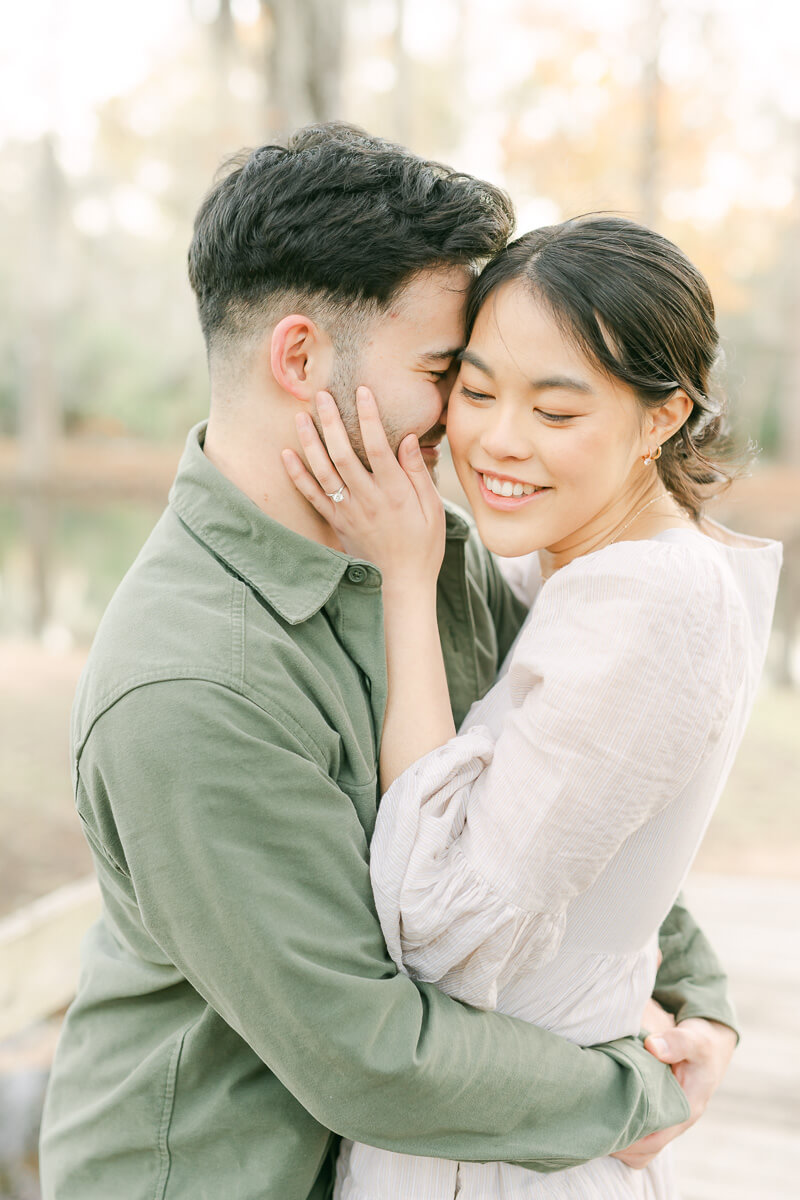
[656,894,739,1037]
[480,543,530,665]
[81,678,690,1171]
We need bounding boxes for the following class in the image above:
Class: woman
[282,217,781,1198]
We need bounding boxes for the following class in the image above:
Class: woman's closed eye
[459,384,495,403]
[460,385,577,424]
[537,410,576,424]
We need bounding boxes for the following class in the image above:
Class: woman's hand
[284,388,454,788]
[281,387,446,588]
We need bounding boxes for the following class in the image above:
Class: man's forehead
[366,266,470,360]
[389,265,471,313]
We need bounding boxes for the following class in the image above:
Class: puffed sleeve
[370,541,746,1009]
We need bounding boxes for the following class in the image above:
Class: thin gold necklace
[607,493,671,546]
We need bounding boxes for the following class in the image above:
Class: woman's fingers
[314,391,375,494]
[356,388,406,487]
[281,447,345,519]
[292,386,440,527]
[294,407,350,499]
[397,433,445,521]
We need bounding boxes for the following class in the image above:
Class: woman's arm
[371,544,741,1006]
[282,387,456,788]
[379,573,455,789]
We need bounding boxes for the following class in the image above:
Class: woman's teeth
[482,474,540,497]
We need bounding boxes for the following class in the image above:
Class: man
[40,124,736,1200]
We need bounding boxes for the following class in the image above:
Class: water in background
[0,497,163,648]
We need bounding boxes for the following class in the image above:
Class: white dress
[335,525,781,1200]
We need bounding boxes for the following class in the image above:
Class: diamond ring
[326,485,346,503]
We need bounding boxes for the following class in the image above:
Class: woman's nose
[480,411,533,461]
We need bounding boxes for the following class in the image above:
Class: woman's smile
[476,470,552,510]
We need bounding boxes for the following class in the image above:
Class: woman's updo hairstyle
[466,215,739,520]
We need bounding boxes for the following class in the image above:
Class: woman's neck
[538,483,693,580]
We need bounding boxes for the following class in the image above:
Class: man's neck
[203,405,344,551]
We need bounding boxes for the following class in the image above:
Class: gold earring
[643,445,662,466]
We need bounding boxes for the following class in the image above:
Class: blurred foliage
[0,0,797,456]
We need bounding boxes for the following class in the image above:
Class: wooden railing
[0,877,101,1040]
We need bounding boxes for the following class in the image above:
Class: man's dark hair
[188,122,514,370]
[467,215,741,520]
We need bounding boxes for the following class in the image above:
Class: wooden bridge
[0,872,797,1197]
[672,874,800,1197]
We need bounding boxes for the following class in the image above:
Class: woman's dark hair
[466,215,740,520]
[188,122,514,356]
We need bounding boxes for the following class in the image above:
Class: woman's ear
[647,388,693,447]
[270,314,333,402]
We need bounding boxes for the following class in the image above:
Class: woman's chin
[473,516,547,559]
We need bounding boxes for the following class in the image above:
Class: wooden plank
[0,876,100,1040]
[1,869,798,1194]
[0,435,180,501]
[674,873,800,1197]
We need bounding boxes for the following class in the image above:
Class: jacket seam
[76,807,128,879]
[154,1022,193,1200]
[619,1040,651,1136]
[231,577,246,688]
[75,674,332,773]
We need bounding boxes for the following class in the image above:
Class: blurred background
[0,1,798,1197]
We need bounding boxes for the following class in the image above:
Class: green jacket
[40,423,734,1200]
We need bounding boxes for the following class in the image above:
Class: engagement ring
[326,485,346,503]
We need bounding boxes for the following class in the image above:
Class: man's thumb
[644,1029,689,1064]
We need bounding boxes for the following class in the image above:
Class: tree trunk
[781,121,800,467]
[18,134,62,636]
[263,0,345,138]
[19,135,61,485]
[392,0,411,145]
[639,0,662,228]
[211,0,237,140]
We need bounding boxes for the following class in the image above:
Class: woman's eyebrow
[459,351,594,395]
[458,349,494,376]
[531,375,595,394]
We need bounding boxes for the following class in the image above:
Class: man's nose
[435,375,453,407]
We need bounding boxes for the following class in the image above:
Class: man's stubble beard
[323,360,443,481]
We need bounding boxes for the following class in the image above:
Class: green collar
[169,422,470,626]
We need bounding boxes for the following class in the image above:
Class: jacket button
[347,565,368,584]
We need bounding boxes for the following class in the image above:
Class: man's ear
[269,314,333,402]
[646,388,693,447]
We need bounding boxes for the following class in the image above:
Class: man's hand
[640,996,676,1037]
[611,1018,737,1170]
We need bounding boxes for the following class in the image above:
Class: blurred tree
[640,0,663,228]
[0,0,796,466]
[391,0,411,145]
[211,0,236,134]
[17,134,65,635]
[263,0,346,135]
[19,135,63,485]
[782,122,800,466]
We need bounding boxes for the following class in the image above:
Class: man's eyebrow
[419,348,463,365]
